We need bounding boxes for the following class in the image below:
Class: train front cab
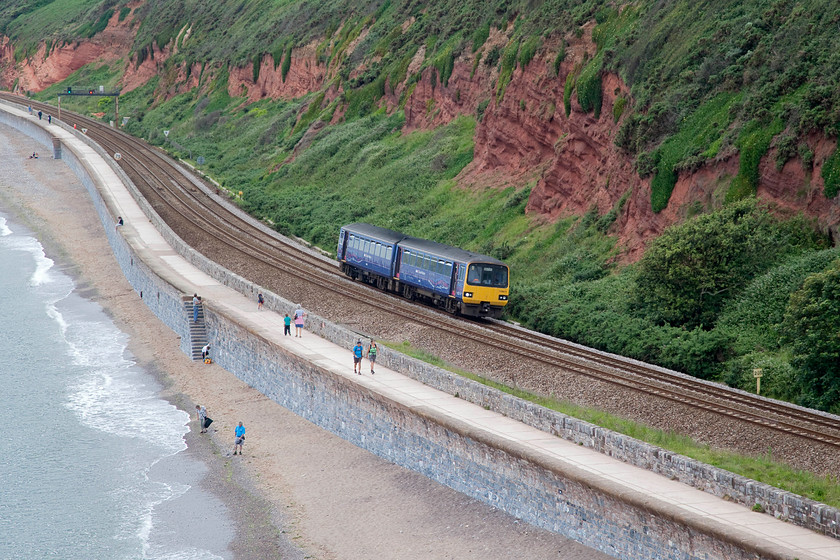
[458,261,509,318]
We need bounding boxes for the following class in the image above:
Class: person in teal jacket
[353,340,364,374]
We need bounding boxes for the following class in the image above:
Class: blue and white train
[337,223,509,318]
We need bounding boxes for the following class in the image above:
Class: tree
[780,263,840,412]
[634,199,814,329]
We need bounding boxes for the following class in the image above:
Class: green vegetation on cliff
[8,0,840,416]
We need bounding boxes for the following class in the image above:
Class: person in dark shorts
[233,422,245,455]
[283,313,291,336]
[257,292,264,310]
[353,340,364,374]
[367,340,378,374]
[294,307,306,337]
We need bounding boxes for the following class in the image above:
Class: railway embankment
[2,98,837,560]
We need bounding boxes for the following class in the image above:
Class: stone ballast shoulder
[1,99,836,556]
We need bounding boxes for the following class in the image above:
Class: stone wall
[1,99,834,558]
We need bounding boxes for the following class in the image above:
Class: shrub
[613,96,626,122]
[471,22,490,53]
[252,53,261,83]
[822,144,840,199]
[495,39,520,101]
[726,119,784,203]
[563,71,576,117]
[635,199,822,329]
[476,98,490,121]
[281,44,293,82]
[576,58,603,118]
[484,45,501,67]
[518,36,541,69]
[781,263,840,412]
[552,44,566,77]
[774,134,797,171]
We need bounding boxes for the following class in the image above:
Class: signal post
[59,86,121,125]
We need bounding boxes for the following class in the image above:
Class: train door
[394,247,403,278]
[455,263,466,297]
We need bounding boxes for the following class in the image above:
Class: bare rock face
[1,10,137,93]
[3,14,837,256]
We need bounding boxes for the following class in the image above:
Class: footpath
[2,98,838,560]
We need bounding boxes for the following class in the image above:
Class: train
[337,223,510,319]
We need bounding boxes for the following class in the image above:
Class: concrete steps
[184,297,207,360]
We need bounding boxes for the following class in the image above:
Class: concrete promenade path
[6,99,839,560]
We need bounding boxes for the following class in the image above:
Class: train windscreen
[466,263,508,288]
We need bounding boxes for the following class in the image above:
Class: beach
[0,122,604,559]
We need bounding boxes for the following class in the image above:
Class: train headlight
[464,291,473,298]
[499,294,508,301]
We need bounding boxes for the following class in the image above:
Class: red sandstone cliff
[1,12,836,258]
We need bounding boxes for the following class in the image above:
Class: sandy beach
[0,123,605,559]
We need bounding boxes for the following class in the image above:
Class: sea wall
[1,99,835,559]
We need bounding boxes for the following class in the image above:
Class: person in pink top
[294,306,306,337]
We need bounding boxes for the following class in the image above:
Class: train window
[363,240,370,253]
[386,246,393,260]
[423,255,431,270]
[466,264,508,287]
[377,243,383,258]
[404,251,412,266]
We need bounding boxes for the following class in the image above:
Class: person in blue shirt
[353,340,364,375]
[233,422,245,455]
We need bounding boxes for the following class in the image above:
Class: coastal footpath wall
[1,99,836,559]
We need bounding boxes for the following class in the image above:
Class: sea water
[0,213,233,559]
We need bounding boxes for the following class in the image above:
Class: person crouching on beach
[233,422,245,455]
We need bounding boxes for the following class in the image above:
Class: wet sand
[0,122,607,559]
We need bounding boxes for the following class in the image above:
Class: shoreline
[0,121,604,559]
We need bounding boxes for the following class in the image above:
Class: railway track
[8,93,840,456]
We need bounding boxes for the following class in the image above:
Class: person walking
[196,405,208,433]
[233,422,245,455]
[367,339,378,374]
[353,339,364,374]
[37,110,42,120]
[257,292,264,310]
[47,114,51,124]
[192,293,200,322]
[283,313,291,336]
[294,306,306,337]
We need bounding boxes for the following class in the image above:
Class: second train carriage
[337,223,509,318]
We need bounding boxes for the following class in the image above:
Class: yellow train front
[456,259,510,318]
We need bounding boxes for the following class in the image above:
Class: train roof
[342,222,406,244]
[341,223,507,266]
[398,236,506,266]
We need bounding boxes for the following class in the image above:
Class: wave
[0,215,11,236]
[0,219,223,558]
